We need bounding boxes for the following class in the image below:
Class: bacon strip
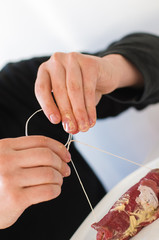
[91,169,159,240]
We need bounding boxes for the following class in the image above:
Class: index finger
[6,136,71,163]
[35,62,61,124]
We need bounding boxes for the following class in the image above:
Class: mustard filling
[123,206,156,237]
[111,185,158,239]
[111,194,130,212]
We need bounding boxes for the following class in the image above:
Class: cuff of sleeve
[99,49,150,105]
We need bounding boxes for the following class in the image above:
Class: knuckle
[47,185,61,199]
[37,147,53,163]
[54,83,65,95]
[35,62,49,95]
[57,142,66,152]
[51,52,62,62]
[38,136,49,146]
[43,148,53,161]
[52,185,61,198]
[87,105,96,115]
[60,175,63,185]
[75,108,89,128]
[83,57,99,76]
[38,62,47,72]
[56,159,63,173]
[45,168,54,181]
[76,108,86,117]
[54,156,63,175]
[55,173,63,186]
[46,168,63,186]
[61,111,71,119]
[34,81,45,96]
[68,52,78,60]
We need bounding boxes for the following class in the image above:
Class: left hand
[35,52,143,134]
[35,52,116,134]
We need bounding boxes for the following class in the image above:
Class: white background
[1,0,159,190]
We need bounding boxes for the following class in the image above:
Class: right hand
[0,136,71,229]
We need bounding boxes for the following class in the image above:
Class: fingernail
[89,118,95,128]
[66,151,71,161]
[79,121,89,132]
[62,120,75,133]
[50,114,59,124]
[64,165,71,177]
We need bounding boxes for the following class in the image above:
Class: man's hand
[35,53,143,134]
[0,136,71,229]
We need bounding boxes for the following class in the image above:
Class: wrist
[102,54,144,90]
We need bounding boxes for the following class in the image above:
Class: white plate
[71,158,159,240]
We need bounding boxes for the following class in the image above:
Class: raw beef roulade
[92,169,159,240]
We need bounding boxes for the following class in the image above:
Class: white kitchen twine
[25,109,152,222]
[25,109,97,221]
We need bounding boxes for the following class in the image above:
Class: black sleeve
[95,33,159,119]
[0,57,49,138]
